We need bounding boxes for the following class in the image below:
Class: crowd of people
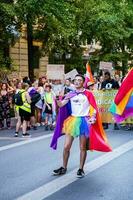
[0,71,132,136]
[0,76,75,136]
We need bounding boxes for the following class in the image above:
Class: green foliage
[1,0,133,75]
[78,0,133,74]
[0,1,17,69]
[15,0,77,49]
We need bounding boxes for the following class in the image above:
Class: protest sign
[93,90,117,123]
[65,69,78,80]
[47,64,65,80]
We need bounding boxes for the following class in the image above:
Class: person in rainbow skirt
[51,74,112,178]
[110,68,133,123]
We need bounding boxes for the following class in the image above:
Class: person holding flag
[51,74,112,178]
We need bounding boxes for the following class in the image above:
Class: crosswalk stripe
[16,139,133,200]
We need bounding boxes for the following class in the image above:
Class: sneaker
[36,123,41,127]
[114,124,119,130]
[14,132,18,137]
[77,169,85,178]
[33,126,37,130]
[41,122,45,126]
[27,126,31,130]
[124,127,132,131]
[114,126,119,130]
[7,127,11,130]
[50,125,54,131]
[53,167,67,175]
[22,133,31,137]
[45,125,49,131]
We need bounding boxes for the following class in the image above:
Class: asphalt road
[0,126,133,200]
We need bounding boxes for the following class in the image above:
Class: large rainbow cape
[50,90,112,152]
[110,68,133,122]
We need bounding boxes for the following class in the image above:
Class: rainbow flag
[110,68,133,122]
[84,63,95,88]
[51,90,112,152]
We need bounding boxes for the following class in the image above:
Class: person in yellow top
[43,84,56,131]
[15,83,31,137]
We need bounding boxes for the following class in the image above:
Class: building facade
[9,28,48,80]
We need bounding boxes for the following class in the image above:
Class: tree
[0,0,17,69]
[76,0,133,75]
[2,0,133,76]
[41,0,85,73]
[15,0,77,79]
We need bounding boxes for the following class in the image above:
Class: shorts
[19,108,31,122]
[44,104,52,115]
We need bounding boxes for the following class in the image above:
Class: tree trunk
[27,15,34,81]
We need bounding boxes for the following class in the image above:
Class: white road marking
[16,139,133,200]
[0,134,53,152]
[0,137,24,140]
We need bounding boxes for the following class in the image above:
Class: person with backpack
[14,83,31,137]
[14,82,22,135]
[28,82,40,130]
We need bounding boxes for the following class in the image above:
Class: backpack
[31,92,41,105]
[12,91,24,106]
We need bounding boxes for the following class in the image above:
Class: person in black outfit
[101,71,119,90]
[101,71,120,130]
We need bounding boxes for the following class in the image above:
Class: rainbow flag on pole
[84,63,95,88]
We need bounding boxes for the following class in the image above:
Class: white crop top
[70,93,90,117]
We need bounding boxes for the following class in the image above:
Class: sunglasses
[74,79,83,82]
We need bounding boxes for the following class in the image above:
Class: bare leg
[79,136,87,170]
[63,134,74,169]
[48,114,53,129]
[16,116,21,132]
[22,120,28,134]
[45,114,48,125]
[31,116,36,127]
[36,108,42,124]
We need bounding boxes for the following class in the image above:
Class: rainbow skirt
[62,116,90,138]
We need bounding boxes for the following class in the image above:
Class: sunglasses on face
[74,79,83,82]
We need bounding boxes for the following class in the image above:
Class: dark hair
[38,82,44,87]
[16,81,22,88]
[1,83,8,90]
[66,78,71,82]
[104,71,111,77]
[45,84,52,89]
[23,76,29,83]
[75,74,85,82]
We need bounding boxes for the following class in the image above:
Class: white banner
[47,64,65,80]
[65,69,78,80]
[99,61,113,72]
